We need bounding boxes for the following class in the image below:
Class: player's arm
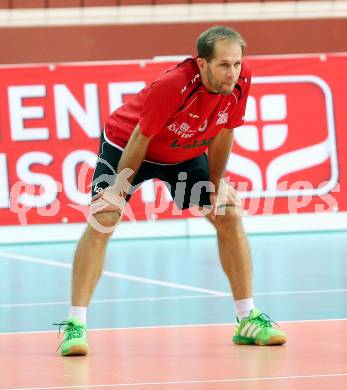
[116,123,151,183]
[208,128,233,187]
[207,128,239,218]
[91,73,182,215]
[91,123,151,215]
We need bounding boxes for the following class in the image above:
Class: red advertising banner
[0,55,346,226]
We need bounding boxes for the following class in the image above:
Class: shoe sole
[233,334,287,346]
[61,344,89,356]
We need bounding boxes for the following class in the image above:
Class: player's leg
[55,132,153,356]
[55,211,120,356]
[206,205,253,300]
[165,153,286,346]
[205,205,286,345]
[166,155,254,307]
[71,211,120,309]
[55,132,124,356]
[71,133,127,311]
[164,154,253,297]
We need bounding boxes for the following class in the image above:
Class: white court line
[4,373,347,390]
[255,288,347,296]
[0,294,221,308]
[2,288,347,308]
[0,251,225,296]
[1,318,346,335]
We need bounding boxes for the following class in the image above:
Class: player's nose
[226,66,236,80]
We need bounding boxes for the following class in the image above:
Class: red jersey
[105,58,251,164]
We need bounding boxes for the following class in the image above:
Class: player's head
[196,26,246,95]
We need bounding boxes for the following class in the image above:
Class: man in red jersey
[55,26,286,356]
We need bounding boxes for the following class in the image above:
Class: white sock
[234,297,255,320]
[69,306,87,324]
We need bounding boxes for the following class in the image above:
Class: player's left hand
[90,186,126,215]
[209,180,241,220]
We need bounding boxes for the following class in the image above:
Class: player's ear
[196,57,207,73]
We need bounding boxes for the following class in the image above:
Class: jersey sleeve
[139,78,182,137]
[226,65,252,130]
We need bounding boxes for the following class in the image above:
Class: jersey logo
[180,122,191,132]
[170,138,213,149]
[216,103,231,126]
[216,112,228,125]
[189,113,200,119]
[198,119,208,132]
[167,122,195,139]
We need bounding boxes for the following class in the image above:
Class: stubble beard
[206,65,234,96]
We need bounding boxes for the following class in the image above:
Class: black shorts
[91,132,212,210]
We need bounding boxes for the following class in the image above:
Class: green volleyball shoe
[233,308,286,346]
[54,317,88,356]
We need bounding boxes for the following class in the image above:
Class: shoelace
[53,320,85,351]
[249,312,279,330]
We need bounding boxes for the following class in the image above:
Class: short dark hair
[196,26,246,62]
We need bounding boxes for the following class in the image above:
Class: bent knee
[211,206,242,232]
[88,211,121,236]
